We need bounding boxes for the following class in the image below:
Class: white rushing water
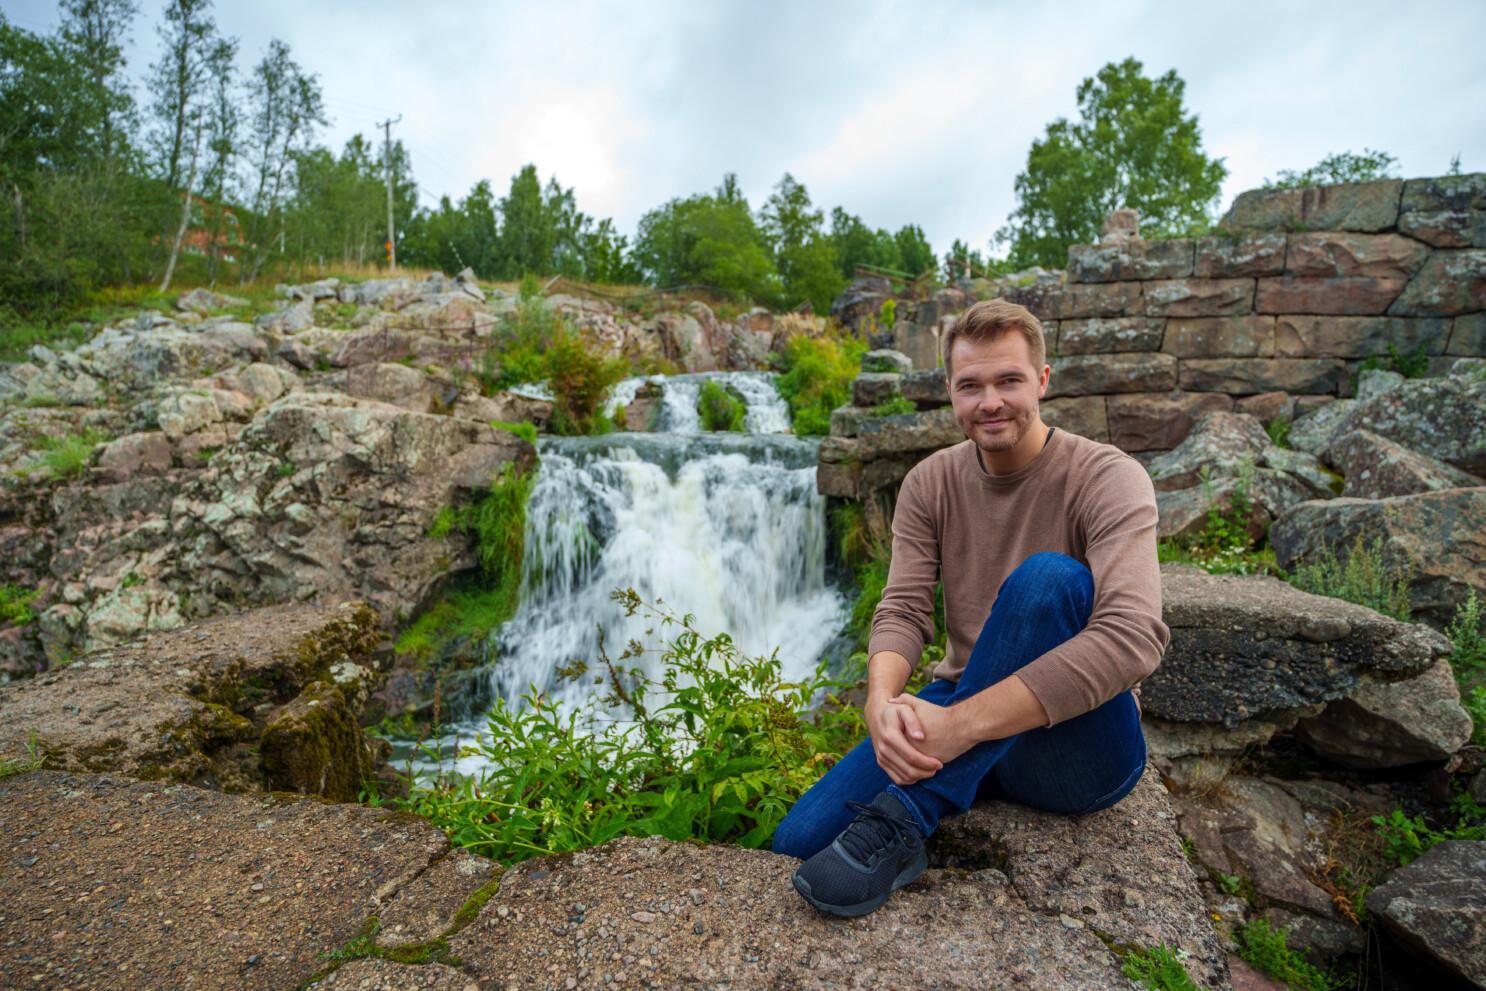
[418,374,848,775]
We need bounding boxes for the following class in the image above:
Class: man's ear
[1038,363,1051,396]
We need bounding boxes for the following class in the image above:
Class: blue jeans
[773,552,1147,859]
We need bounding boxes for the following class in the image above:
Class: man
[773,298,1169,918]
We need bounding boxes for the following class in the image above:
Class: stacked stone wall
[820,173,1486,501]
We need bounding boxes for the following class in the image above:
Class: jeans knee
[998,552,1093,612]
[770,812,814,860]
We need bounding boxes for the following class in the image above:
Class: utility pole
[378,115,402,271]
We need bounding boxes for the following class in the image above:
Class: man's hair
[942,299,1047,377]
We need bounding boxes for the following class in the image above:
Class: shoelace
[838,800,920,865]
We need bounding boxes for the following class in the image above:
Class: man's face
[947,331,1050,462]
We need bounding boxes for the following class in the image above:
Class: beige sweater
[867,430,1170,726]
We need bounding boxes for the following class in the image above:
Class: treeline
[0,1,951,318]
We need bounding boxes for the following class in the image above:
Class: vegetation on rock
[696,380,746,432]
[1119,943,1199,991]
[1234,918,1344,991]
[775,332,866,436]
[1265,148,1399,189]
[1285,533,1413,622]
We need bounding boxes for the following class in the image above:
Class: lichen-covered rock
[1256,275,1407,315]
[1388,249,1486,316]
[861,348,913,374]
[1274,315,1450,358]
[1330,429,1484,498]
[1294,659,1474,767]
[1057,316,1164,354]
[1366,840,1486,986]
[1046,352,1177,397]
[1220,179,1402,233]
[1339,361,1486,476]
[1067,238,1193,282]
[1193,233,1287,278]
[0,602,389,798]
[1271,489,1486,627]
[1178,357,1344,395]
[1108,391,1234,452]
[1145,566,1451,725]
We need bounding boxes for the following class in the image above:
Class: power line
[377,115,402,271]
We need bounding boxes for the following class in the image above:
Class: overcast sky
[7,0,1486,257]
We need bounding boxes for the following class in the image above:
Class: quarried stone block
[1400,173,1486,212]
[1162,316,1276,357]
[1275,316,1451,357]
[1041,396,1108,442]
[853,372,902,406]
[1067,238,1193,282]
[901,367,948,406]
[1179,358,1345,395]
[1398,210,1486,248]
[1046,352,1177,397]
[1220,179,1402,233]
[1388,250,1486,316]
[1448,314,1486,355]
[1284,232,1430,280]
[1057,317,1164,354]
[1256,276,1406,315]
[1107,391,1233,451]
[1143,278,1254,317]
[1047,281,1144,319]
[1193,233,1287,277]
[1235,391,1294,423]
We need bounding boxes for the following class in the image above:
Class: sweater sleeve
[1014,454,1171,726]
[867,461,941,667]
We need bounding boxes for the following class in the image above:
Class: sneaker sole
[791,848,928,918]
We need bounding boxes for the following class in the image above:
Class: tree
[759,174,843,312]
[828,207,901,278]
[998,57,1227,270]
[1265,148,1398,188]
[57,0,139,165]
[632,175,779,302]
[147,0,216,191]
[200,36,238,283]
[893,224,935,276]
[943,239,985,281]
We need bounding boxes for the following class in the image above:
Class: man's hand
[865,695,943,786]
[888,694,977,765]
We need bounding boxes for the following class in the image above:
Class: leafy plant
[1354,341,1430,389]
[775,332,866,436]
[870,397,916,416]
[491,420,538,445]
[1234,919,1342,991]
[1448,590,1486,744]
[1158,461,1275,576]
[1286,533,1413,621]
[544,328,627,436]
[1121,944,1198,991]
[1371,792,1486,868]
[697,380,746,432]
[33,429,110,481]
[1266,148,1398,189]
[0,585,39,627]
[1264,418,1291,449]
[397,589,861,863]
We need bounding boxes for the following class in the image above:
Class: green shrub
[775,333,867,436]
[1264,418,1291,448]
[1448,591,1486,744]
[1234,919,1342,991]
[1372,792,1486,868]
[491,420,539,445]
[33,429,109,481]
[397,589,862,863]
[1286,532,1413,620]
[870,397,916,416]
[0,585,38,627]
[545,328,627,436]
[1121,944,1199,991]
[697,380,746,432]
[1359,341,1430,380]
[1158,462,1274,576]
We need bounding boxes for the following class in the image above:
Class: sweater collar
[968,426,1062,487]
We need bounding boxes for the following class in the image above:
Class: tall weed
[1286,533,1413,621]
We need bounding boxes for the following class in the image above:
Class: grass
[774,331,867,436]
[0,732,44,779]
[1120,944,1199,991]
[1447,590,1486,745]
[870,396,917,416]
[1286,532,1413,621]
[697,380,746,432]
[1234,919,1345,991]
[395,577,522,670]
[1264,417,1291,448]
[0,584,39,627]
[31,429,110,481]
[490,420,538,445]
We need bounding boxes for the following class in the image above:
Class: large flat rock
[1144,566,1450,725]
[0,771,479,991]
[448,773,1230,990]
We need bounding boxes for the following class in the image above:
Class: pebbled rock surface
[0,770,483,991]
[449,773,1229,990]
[0,601,389,800]
[1145,566,1451,725]
[1366,840,1486,986]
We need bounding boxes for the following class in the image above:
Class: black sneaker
[790,792,927,917]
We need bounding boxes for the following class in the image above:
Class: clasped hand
[865,693,975,786]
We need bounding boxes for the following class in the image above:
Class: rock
[1101,208,1141,240]
[1057,317,1164,354]
[1389,249,1486,316]
[1221,179,1403,233]
[1038,281,1144,320]
[1273,315,1450,358]
[0,770,488,990]
[1046,352,1177,397]
[1041,396,1108,443]
[1066,239,1193,282]
[1330,429,1484,498]
[1155,472,1314,541]
[1288,398,1358,458]
[1366,841,1486,985]
[1270,489,1486,628]
[1143,566,1450,725]
[94,432,174,483]
[1294,659,1474,767]
[450,774,1228,990]
[1337,371,1486,476]
[861,348,913,375]
[901,367,948,406]
[1178,357,1344,395]
[1451,314,1486,355]
[1398,208,1486,248]
[1402,173,1486,213]
[1143,278,1254,317]
[342,361,441,412]
[1193,234,1288,278]
[1145,412,1272,490]
[176,287,247,315]
[1285,232,1431,280]
[0,602,388,799]
[447,389,554,430]
[1256,275,1407,315]
[852,372,902,406]
[258,298,315,335]
[1107,391,1233,452]
[828,406,960,455]
[1235,391,1294,424]
[1163,316,1276,357]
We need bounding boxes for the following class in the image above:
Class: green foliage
[998,57,1227,269]
[0,584,39,627]
[398,590,862,863]
[632,174,780,302]
[1448,590,1486,741]
[490,420,538,445]
[1286,533,1413,621]
[1264,418,1291,449]
[1157,462,1274,575]
[774,333,867,436]
[878,298,896,328]
[870,397,916,417]
[1234,919,1342,991]
[1356,341,1431,384]
[33,429,110,481]
[0,732,44,779]
[759,173,846,313]
[1120,944,1199,991]
[395,577,521,670]
[1266,148,1398,189]
[696,380,746,432]
[544,328,626,436]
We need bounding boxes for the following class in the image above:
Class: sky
[6,0,1486,258]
